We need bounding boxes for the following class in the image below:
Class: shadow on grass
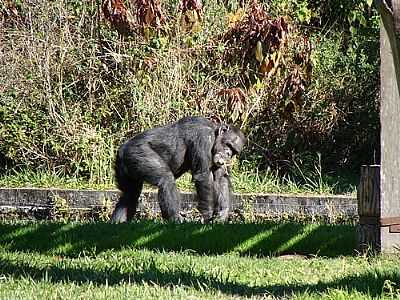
[0,255,398,298]
[0,221,356,257]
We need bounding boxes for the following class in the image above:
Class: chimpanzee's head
[212,124,246,167]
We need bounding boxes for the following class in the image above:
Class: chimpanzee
[111,116,246,223]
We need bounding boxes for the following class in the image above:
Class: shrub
[0,0,380,183]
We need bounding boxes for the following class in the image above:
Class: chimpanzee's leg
[111,181,144,223]
[137,154,183,222]
[212,167,232,222]
[193,172,215,222]
[156,174,183,222]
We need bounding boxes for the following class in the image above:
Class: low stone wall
[0,188,357,222]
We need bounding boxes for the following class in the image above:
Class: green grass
[0,167,357,196]
[0,221,355,257]
[0,220,399,299]
[1,248,400,300]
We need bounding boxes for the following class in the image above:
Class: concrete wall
[0,188,357,222]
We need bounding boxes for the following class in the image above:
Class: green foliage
[245,0,380,175]
[0,0,380,187]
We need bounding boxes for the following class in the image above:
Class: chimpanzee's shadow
[0,220,356,257]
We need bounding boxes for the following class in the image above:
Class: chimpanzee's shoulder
[176,116,215,128]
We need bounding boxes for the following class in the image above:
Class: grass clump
[0,163,357,195]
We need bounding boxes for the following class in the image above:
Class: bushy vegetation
[0,0,380,187]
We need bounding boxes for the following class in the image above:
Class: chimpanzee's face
[212,125,246,167]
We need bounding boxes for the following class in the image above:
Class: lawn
[0,220,399,299]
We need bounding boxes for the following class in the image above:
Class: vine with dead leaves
[218,0,312,121]
[102,0,165,36]
[102,0,136,36]
[135,0,165,30]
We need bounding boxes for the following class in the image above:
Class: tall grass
[0,165,357,195]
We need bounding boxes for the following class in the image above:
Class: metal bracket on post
[381,217,400,233]
[359,216,400,233]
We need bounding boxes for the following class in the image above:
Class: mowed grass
[0,220,399,299]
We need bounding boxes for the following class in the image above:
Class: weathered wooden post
[358,0,400,253]
[357,165,381,252]
[379,0,400,253]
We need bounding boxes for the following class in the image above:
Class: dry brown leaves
[223,0,288,65]
[102,0,136,36]
[222,0,312,118]
[179,0,203,32]
[218,88,248,122]
[136,0,165,29]
[277,36,312,117]
[102,0,165,36]
[1,0,25,26]
[179,0,203,14]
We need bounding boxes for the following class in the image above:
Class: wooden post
[358,0,400,253]
[357,165,381,253]
[376,0,400,253]
[357,164,400,252]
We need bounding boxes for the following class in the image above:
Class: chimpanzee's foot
[166,213,184,223]
[212,208,229,223]
[111,206,128,223]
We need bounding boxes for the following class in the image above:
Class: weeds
[50,194,70,222]
[0,165,357,195]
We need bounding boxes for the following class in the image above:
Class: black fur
[111,116,246,223]
[212,166,232,221]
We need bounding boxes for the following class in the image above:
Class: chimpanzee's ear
[216,124,230,136]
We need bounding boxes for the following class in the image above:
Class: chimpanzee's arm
[212,167,232,221]
[189,129,215,221]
